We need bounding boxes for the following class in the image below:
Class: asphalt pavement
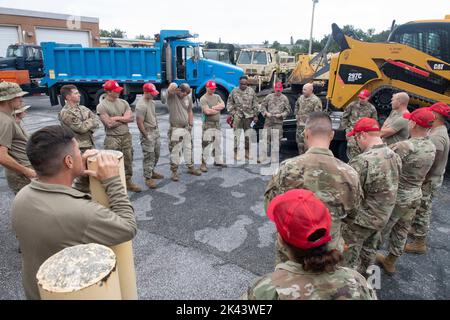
[0,95,449,299]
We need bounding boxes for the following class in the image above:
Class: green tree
[100,29,126,38]
[136,34,152,40]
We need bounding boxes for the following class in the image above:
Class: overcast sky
[1,0,449,44]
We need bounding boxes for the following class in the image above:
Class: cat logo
[348,73,363,82]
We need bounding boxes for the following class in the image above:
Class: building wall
[0,14,100,46]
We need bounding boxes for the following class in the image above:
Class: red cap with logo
[403,108,436,128]
[267,189,332,250]
[346,117,380,137]
[429,102,450,118]
[143,83,159,96]
[103,80,123,93]
[206,80,217,89]
[274,82,283,92]
[358,89,371,99]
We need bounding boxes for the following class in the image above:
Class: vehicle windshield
[238,51,252,64]
[252,52,267,65]
[6,46,24,58]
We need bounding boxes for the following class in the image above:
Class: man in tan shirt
[0,82,36,194]
[166,82,201,181]
[380,92,410,146]
[12,125,136,300]
[97,80,141,192]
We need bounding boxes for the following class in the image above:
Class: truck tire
[94,89,107,106]
[124,93,136,105]
[215,88,228,111]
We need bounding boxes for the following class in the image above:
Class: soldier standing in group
[227,76,259,161]
[342,118,402,276]
[377,108,436,275]
[0,82,36,194]
[294,83,322,155]
[260,82,291,162]
[136,83,164,189]
[244,189,376,300]
[96,80,142,192]
[265,112,362,264]
[59,84,99,193]
[380,92,410,146]
[166,82,201,181]
[342,89,378,160]
[407,102,450,254]
[200,80,226,172]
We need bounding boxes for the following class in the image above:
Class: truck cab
[0,44,44,79]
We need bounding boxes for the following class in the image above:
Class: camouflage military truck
[236,49,295,91]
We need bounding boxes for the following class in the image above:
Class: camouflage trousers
[233,116,254,154]
[104,133,134,179]
[275,218,344,265]
[260,124,282,159]
[141,128,161,179]
[342,222,381,274]
[296,125,306,155]
[381,198,421,257]
[202,121,222,163]
[346,135,361,161]
[5,167,31,194]
[168,125,193,172]
[410,176,443,239]
[73,147,93,193]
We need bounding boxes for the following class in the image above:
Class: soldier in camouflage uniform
[294,83,322,155]
[265,112,362,264]
[342,118,402,276]
[260,82,291,162]
[0,82,36,194]
[96,80,142,192]
[406,103,450,254]
[377,108,436,275]
[227,76,259,161]
[200,80,226,172]
[244,189,376,300]
[342,89,378,160]
[136,83,164,189]
[59,85,99,193]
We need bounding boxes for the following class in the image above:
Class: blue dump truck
[41,30,244,108]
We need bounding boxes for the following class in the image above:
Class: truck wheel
[94,89,107,106]
[215,88,228,112]
[124,93,136,105]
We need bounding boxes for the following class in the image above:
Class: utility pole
[309,0,319,55]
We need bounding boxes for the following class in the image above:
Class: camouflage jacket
[391,137,436,204]
[349,144,402,230]
[294,94,322,126]
[342,101,378,132]
[244,261,377,300]
[59,104,99,149]
[227,87,259,119]
[260,93,291,125]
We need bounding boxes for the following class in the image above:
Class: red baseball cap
[403,108,436,128]
[358,89,371,99]
[429,102,450,118]
[267,189,332,250]
[143,83,159,96]
[103,80,123,93]
[206,80,217,89]
[346,117,380,137]
[274,82,283,92]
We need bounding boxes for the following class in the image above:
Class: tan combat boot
[405,237,427,254]
[126,179,142,193]
[187,166,202,176]
[200,162,208,173]
[376,253,398,275]
[171,171,179,182]
[151,172,165,180]
[214,162,228,168]
[145,178,157,189]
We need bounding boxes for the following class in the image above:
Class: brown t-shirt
[96,98,131,136]
[167,92,191,127]
[383,110,410,146]
[135,98,158,130]
[428,125,450,178]
[0,111,30,166]
[200,94,223,123]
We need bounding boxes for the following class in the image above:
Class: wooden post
[37,243,121,300]
[87,150,138,300]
